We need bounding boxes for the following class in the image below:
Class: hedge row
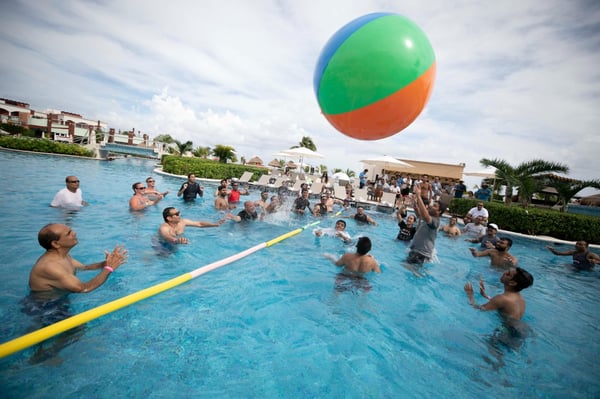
[449,198,600,244]
[0,136,94,157]
[161,155,268,182]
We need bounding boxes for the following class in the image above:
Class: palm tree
[192,146,211,158]
[291,136,317,151]
[212,144,237,163]
[174,140,193,157]
[543,177,600,212]
[480,158,569,207]
[345,169,356,178]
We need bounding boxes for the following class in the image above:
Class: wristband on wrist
[104,266,114,273]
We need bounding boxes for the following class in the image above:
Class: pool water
[0,150,599,398]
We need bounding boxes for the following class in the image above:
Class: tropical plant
[212,144,237,163]
[345,169,356,178]
[333,168,343,173]
[173,140,193,157]
[153,134,176,143]
[192,146,211,158]
[480,158,569,207]
[542,176,600,212]
[291,136,316,151]
[319,164,327,173]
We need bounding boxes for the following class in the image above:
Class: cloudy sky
[1,0,599,189]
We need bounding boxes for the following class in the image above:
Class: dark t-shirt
[237,210,258,221]
[180,182,203,201]
[454,183,467,198]
[397,221,416,241]
[293,197,310,210]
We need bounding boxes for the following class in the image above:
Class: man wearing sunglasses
[158,207,228,244]
[50,175,88,210]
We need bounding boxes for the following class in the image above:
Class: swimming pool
[0,149,598,398]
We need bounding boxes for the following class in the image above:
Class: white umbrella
[463,167,497,179]
[281,147,325,170]
[332,172,350,181]
[281,147,325,159]
[360,155,413,169]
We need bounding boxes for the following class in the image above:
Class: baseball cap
[488,223,498,230]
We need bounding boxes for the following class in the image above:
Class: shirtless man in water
[158,207,227,245]
[469,237,518,268]
[324,236,380,274]
[29,224,128,293]
[464,267,534,320]
[439,216,461,237]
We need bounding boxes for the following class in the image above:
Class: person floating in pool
[24,224,128,363]
[314,219,352,244]
[324,236,380,292]
[405,182,445,266]
[158,207,227,244]
[469,237,518,268]
[546,240,600,270]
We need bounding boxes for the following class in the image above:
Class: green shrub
[449,198,600,244]
[162,155,268,181]
[0,136,94,157]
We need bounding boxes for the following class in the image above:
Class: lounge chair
[333,185,347,200]
[309,182,323,198]
[239,171,254,184]
[251,174,271,188]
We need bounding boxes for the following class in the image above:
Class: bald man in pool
[29,224,128,294]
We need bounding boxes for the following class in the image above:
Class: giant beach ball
[314,13,436,140]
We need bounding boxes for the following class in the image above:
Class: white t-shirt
[51,188,85,210]
[467,207,489,220]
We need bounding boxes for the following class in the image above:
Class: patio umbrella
[332,172,350,181]
[360,155,413,169]
[281,147,325,170]
[463,167,497,179]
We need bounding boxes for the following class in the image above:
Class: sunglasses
[170,211,180,216]
[136,186,146,190]
[68,180,80,183]
[147,179,155,183]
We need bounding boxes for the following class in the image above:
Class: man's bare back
[335,252,380,274]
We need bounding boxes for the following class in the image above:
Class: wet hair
[336,219,346,228]
[187,173,195,178]
[38,224,60,250]
[132,182,142,192]
[162,207,176,222]
[513,267,534,291]
[500,237,513,248]
[356,236,372,255]
[218,185,227,192]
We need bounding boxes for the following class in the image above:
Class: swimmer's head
[335,220,346,230]
[356,236,372,255]
[511,267,534,291]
